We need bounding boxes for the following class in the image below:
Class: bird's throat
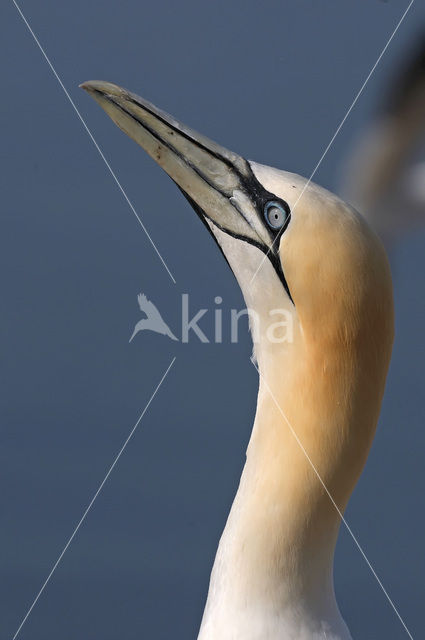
[197,339,382,640]
[198,389,351,639]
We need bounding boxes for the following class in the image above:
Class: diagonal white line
[250,0,415,285]
[11,357,176,640]
[250,358,414,640]
[12,0,177,285]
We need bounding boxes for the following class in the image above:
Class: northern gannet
[81,81,394,640]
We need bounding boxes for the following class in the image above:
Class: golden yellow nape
[81,81,394,640]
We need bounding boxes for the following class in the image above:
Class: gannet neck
[199,195,393,638]
[198,352,352,639]
[198,330,385,639]
[198,389,351,640]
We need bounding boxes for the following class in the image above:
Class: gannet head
[81,81,394,512]
[81,80,393,355]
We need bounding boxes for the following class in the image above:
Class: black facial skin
[179,184,293,305]
[176,158,292,304]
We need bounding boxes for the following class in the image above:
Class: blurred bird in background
[341,34,425,248]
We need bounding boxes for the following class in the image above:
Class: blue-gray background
[1,1,424,638]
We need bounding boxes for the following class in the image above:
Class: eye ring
[264,201,290,230]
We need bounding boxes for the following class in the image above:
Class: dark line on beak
[177,187,236,277]
[94,89,294,304]
[124,93,281,216]
[125,94,242,173]
[104,95,236,199]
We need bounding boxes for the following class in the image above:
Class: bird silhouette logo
[129,293,178,342]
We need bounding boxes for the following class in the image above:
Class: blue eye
[264,201,289,230]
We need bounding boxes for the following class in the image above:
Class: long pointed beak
[80,81,272,248]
